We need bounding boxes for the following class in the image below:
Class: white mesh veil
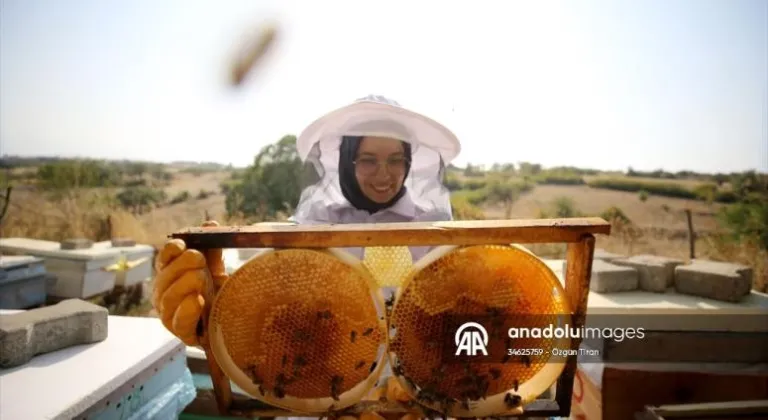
[292,95,461,224]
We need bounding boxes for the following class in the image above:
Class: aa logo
[455,322,489,356]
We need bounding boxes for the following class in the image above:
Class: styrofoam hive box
[92,240,155,288]
[0,311,196,420]
[0,255,51,309]
[0,238,120,300]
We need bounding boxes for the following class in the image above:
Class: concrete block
[0,299,108,368]
[110,237,136,247]
[674,259,753,303]
[561,259,639,293]
[612,254,685,292]
[593,248,626,262]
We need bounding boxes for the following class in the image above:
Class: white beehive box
[0,238,121,300]
[0,310,194,420]
[92,240,155,288]
[0,255,52,309]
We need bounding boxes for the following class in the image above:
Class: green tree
[485,179,533,219]
[226,135,304,219]
[717,171,768,250]
[37,160,121,191]
[116,187,167,214]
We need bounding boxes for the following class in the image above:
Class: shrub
[533,174,585,185]
[588,178,698,200]
[601,206,631,224]
[170,191,190,204]
[451,196,485,220]
[539,196,581,218]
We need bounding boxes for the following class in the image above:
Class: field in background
[1,150,766,318]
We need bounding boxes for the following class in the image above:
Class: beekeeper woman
[152,94,460,413]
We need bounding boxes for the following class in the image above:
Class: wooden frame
[635,400,768,420]
[170,217,610,418]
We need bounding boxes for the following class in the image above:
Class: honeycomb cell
[363,246,413,288]
[388,244,571,417]
[208,248,387,413]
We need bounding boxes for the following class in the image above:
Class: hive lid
[0,255,45,270]
[0,238,122,261]
[92,240,154,253]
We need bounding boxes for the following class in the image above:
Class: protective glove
[152,220,228,346]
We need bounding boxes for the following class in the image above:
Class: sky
[1,0,766,173]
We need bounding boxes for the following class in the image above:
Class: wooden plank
[170,218,611,249]
[556,234,596,416]
[199,251,233,413]
[644,399,768,418]
[185,383,561,418]
[226,394,557,418]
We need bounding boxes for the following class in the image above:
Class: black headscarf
[338,135,412,214]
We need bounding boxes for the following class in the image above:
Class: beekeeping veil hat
[293,95,461,223]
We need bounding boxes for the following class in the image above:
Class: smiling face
[354,136,409,203]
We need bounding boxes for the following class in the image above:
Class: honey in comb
[207,248,388,413]
[388,244,571,418]
[363,246,413,288]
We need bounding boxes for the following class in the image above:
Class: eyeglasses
[353,156,409,176]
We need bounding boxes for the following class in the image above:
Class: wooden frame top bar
[170,217,611,249]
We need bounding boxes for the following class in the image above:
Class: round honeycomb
[363,246,414,288]
[208,248,388,414]
[388,244,572,418]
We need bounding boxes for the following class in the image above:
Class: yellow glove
[152,220,228,346]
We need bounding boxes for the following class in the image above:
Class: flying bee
[362,327,374,337]
[513,379,519,391]
[355,360,366,370]
[229,23,278,87]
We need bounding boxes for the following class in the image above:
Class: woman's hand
[152,220,228,346]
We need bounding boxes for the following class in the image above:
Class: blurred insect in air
[229,22,279,87]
